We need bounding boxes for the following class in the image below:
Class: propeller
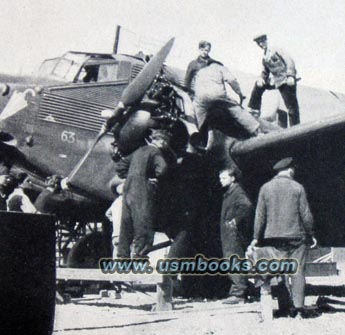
[66,38,175,184]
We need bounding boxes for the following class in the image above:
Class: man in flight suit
[116,129,171,258]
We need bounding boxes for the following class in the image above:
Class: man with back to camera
[248,157,317,317]
[115,129,171,259]
[191,60,260,151]
[248,34,300,126]
[219,167,254,304]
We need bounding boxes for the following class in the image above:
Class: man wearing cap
[249,157,316,316]
[185,40,214,97]
[248,34,300,126]
[116,129,171,258]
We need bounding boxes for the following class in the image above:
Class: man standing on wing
[248,34,300,126]
[185,40,214,98]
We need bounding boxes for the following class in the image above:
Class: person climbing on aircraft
[248,34,300,126]
[191,60,261,152]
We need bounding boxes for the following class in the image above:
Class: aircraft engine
[111,74,189,160]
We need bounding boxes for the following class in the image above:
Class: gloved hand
[286,76,295,86]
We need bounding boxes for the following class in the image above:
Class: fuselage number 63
[61,130,76,143]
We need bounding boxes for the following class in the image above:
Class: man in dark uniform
[116,129,171,258]
[249,157,316,317]
[219,167,254,304]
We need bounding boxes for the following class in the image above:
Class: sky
[0,0,345,93]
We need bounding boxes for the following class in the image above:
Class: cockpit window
[98,64,119,82]
[38,57,83,81]
[38,53,131,83]
[52,59,73,79]
[77,65,99,83]
[76,62,120,83]
[38,58,60,77]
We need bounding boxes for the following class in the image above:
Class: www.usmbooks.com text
[99,254,298,275]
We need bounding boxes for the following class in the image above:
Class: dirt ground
[54,275,345,335]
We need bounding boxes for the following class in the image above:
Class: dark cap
[273,157,294,171]
[150,129,172,142]
[253,34,267,43]
[198,40,211,49]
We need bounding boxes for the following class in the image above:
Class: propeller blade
[67,128,106,182]
[121,37,175,106]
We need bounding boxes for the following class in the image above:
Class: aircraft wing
[231,113,345,246]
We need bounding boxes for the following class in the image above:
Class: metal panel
[38,82,128,132]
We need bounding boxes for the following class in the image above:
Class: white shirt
[7,188,37,213]
[105,195,123,238]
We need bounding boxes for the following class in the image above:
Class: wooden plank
[56,267,162,284]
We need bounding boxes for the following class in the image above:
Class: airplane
[0,37,345,270]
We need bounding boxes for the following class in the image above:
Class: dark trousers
[255,240,307,309]
[280,243,307,308]
[221,221,248,297]
[117,188,155,258]
[248,82,300,126]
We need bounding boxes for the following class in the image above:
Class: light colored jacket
[261,46,297,87]
[194,63,242,102]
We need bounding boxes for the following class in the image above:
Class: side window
[97,64,119,82]
[77,65,99,83]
